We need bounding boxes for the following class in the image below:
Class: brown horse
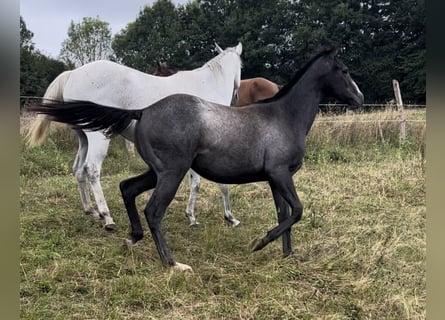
[234,77,281,107]
[153,62,281,107]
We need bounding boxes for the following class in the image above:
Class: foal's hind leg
[120,169,157,248]
[218,183,240,227]
[144,170,192,271]
[84,131,116,230]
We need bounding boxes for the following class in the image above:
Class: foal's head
[320,49,364,109]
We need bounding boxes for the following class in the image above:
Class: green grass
[20,110,425,319]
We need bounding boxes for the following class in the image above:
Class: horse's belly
[191,154,267,184]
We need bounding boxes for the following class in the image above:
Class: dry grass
[20,109,425,319]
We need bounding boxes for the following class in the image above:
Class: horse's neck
[279,71,324,135]
[192,56,238,104]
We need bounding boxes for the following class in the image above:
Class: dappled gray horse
[27,48,364,271]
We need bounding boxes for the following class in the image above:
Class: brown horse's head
[153,62,177,77]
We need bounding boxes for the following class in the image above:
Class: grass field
[20,109,426,319]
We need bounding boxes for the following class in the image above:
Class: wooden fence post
[392,79,406,145]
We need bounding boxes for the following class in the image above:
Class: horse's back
[63,60,166,108]
[235,77,280,107]
[250,77,280,100]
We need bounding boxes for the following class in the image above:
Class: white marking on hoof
[103,216,117,231]
[229,219,241,227]
[122,239,134,250]
[189,222,201,228]
[104,223,117,231]
[172,262,193,272]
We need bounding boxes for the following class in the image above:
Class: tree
[20,16,69,110]
[60,17,113,67]
[113,0,184,72]
[20,16,37,99]
[111,0,425,103]
[20,16,34,52]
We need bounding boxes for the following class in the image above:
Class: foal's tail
[26,100,143,139]
[26,71,71,147]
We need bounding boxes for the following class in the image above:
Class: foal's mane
[259,47,337,104]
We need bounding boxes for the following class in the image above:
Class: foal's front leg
[270,186,293,256]
[253,170,303,252]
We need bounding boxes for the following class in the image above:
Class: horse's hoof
[172,262,193,272]
[104,223,117,232]
[249,238,260,251]
[122,239,134,250]
[190,222,202,229]
[283,251,294,258]
[250,238,265,252]
[226,219,241,227]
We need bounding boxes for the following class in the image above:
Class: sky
[20,0,189,59]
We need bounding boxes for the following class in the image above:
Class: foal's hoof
[104,223,117,232]
[122,239,134,250]
[250,238,266,252]
[172,262,193,272]
[283,251,294,258]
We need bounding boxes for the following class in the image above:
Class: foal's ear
[215,43,224,53]
[327,46,339,58]
[235,42,243,55]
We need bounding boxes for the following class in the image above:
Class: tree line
[20,0,425,105]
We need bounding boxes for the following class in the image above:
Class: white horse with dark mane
[27,43,243,230]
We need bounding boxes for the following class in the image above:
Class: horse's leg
[84,131,116,231]
[185,170,200,226]
[144,170,192,271]
[217,183,240,227]
[120,169,157,247]
[125,140,136,157]
[72,129,100,219]
[253,170,303,252]
[270,185,292,256]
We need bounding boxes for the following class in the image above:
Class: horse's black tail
[25,100,143,138]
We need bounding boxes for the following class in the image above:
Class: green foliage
[20,16,70,109]
[113,0,185,73]
[20,16,34,51]
[60,17,113,67]
[112,0,425,103]
[21,0,426,107]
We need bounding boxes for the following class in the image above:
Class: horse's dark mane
[258,47,337,104]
